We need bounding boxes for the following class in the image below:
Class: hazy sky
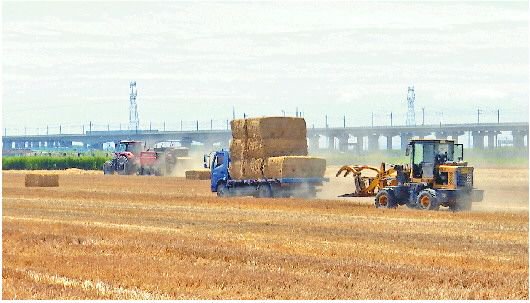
[2,1,528,134]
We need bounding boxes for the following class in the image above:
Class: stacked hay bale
[185,169,211,180]
[25,174,59,187]
[229,117,325,179]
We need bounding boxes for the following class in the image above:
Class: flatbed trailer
[206,150,328,198]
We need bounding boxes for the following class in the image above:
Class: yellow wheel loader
[337,139,483,211]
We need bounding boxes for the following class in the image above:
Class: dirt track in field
[2,168,528,299]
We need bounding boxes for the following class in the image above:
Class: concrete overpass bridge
[2,122,528,152]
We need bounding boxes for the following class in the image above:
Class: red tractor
[103,140,143,175]
[103,140,191,176]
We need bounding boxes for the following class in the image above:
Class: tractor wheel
[375,189,397,209]
[256,184,272,198]
[116,156,129,175]
[416,190,440,211]
[217,182,230,197]
[103,161,114,175]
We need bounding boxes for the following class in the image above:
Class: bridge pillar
[326,136,334,150]
[450,132,460,144]
[308,135,319,151]
[368,134,379,151]
[386,135,393,150]
[15,141,23,149]
[472,131,485,149]
[356,136,363,152]
[487,132,498,149]
[400,133,412,150]
[512,130,527,148]
[338,134,349,152]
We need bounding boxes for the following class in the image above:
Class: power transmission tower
[405,86,416,126]
[129,81,139,131]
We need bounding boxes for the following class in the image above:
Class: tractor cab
[115,140,143,155]
[406,139,466,186]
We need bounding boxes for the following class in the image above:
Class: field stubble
[2,167,528,299]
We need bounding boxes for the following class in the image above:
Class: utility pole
[477,108,483,124]
[422,107,425,125]
[196,120,199,131]
[163,121,165,131]
[47,125,49,135]
[371,112,374,127]
[343,115,346,128]
[325,115,328,128]
[59,125,61,134]
[108,124,110,131]
[390,112,393,126]
[149,122,152,131]
[232,106,235,120]
[89,121,92,134]
[210,119,213,130]
[181,120,183,131]
[296,107,299,118]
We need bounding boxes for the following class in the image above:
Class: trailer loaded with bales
[205,117,328,198]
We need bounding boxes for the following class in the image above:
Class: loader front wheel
[375,189,397,209]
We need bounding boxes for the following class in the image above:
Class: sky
[2,1,529,135]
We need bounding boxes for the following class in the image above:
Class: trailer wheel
[416,190,440,211]
[217,182,229,197]
[375,189,397,208]
[256,184,272,198]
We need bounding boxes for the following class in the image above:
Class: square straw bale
[245,117,306,140]
[185,169,211,180]
[230,119,247,139]
[264,156,326,178]
[244,138,308,158]
[25,174,59,187]
[229,139,246,161]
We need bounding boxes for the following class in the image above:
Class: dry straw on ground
[2,169,528,300]
[24,174,59,187]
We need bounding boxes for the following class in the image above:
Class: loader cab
[207,150,230,192]
[408,139,463,180]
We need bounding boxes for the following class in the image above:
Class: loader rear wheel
[450,197,472,212]
[416,190,440,211]
[375,189,397,209]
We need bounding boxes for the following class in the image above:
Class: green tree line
[2,156,110,170]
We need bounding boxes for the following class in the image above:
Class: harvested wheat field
[2,168,528,300]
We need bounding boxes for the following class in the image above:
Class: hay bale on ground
[245,138,308,158]
[230,119,247,139]
[264,156,326,178]
[25,174,59,187]
[246,117,306,139]
[185,169,211,180]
